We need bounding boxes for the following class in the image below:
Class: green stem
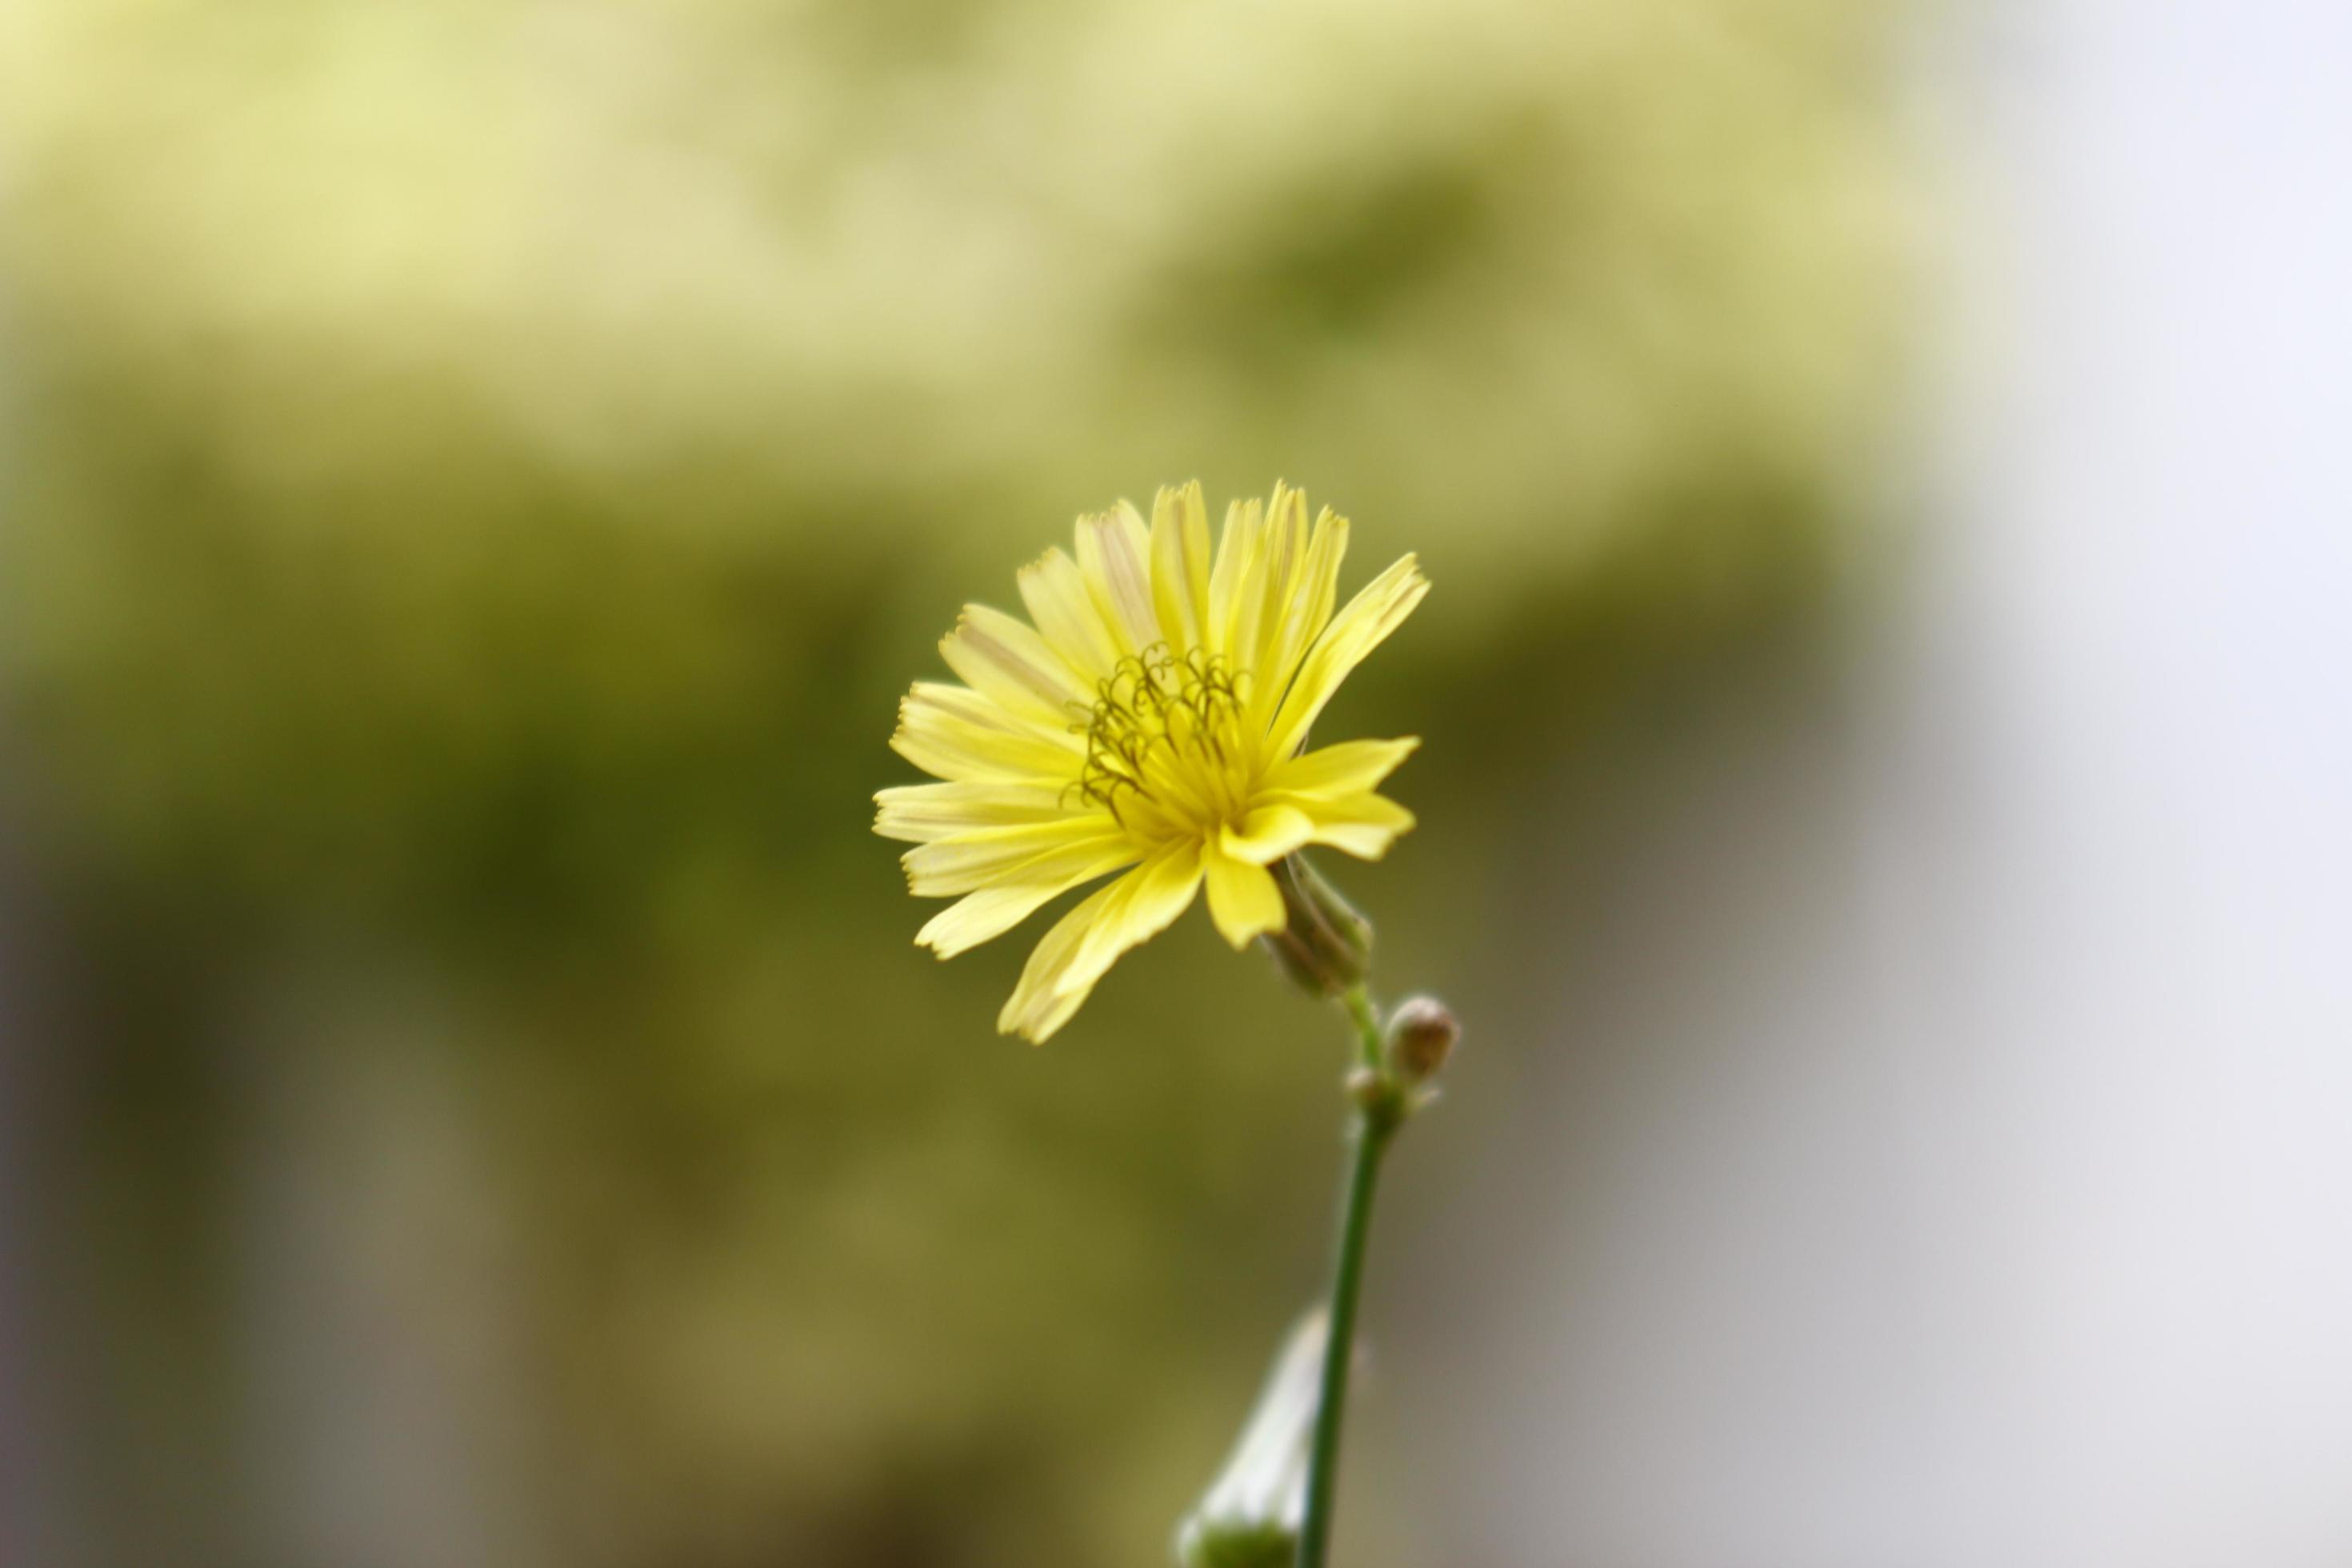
[1296,987,1398,1568]
[1341,986,1382,1070]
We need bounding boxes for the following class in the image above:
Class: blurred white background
[1390,5,2352,1563]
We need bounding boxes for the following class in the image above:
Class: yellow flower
[877,482,1429,1042]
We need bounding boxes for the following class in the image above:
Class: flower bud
[1174,1520,1296,1568]
[1383,995,1460,1086]
[1174,1310,1326,1568]
[1259,854,1372,998]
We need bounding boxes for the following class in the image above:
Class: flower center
[1070,644,1255,834]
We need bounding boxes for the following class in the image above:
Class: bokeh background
[4,2,2348,1566]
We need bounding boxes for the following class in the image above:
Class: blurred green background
[0,2,1910,1564]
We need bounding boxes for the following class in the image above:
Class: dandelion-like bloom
[876,482,1428,1042]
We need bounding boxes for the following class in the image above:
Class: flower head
[877,482,1428,1042]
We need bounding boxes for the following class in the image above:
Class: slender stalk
[1341,986,1382,1070]
[1296,986,1398,1568]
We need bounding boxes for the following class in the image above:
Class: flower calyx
[1260,854,1373,999]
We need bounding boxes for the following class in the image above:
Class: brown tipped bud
[1258,854,1373,998]
[1384,995,1460,1085]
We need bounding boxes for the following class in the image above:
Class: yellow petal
[1266,554,1429,759]
[1075,502,1159,655]
[1019,547,1123,679]
[1070,837,1203,991]
[998,841,1202,1042]
[996,878,1126,1042]
[1254,507,1349,714]
[1202,842,1286,948]
[1149,481,1212,652]
[1206,495,1264,662]
[1238,482,1310,679]
[874,781,1072,843]
[1261,737,1419,800]
[903,817,1132,897]
[916,851,1134,958]
[1270,790,1417,861]
[939,605,1090,725]
[892,682,1082,783]
[1219,802,1314,866]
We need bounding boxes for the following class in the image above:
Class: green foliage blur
[0,2,1910,1564]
